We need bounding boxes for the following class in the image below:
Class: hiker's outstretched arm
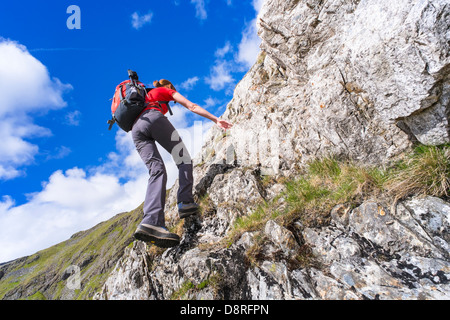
[173,92,217,121]
[173,92,233,129]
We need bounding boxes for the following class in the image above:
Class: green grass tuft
[386,144,450,199]
[227,144,449,244]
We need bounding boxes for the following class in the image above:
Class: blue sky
[0,0,263,262]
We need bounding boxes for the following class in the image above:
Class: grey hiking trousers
[132,109,194,227]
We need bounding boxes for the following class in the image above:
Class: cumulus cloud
[205,1,263,92]
[215,41,232,58]
[131,11,153,30]
[205,60,235,91]
[236,0,263,68]
[0,166,148,263]
[252,0,265,12]
[64,110,82,126]
[179,76,200,91]
[237,20,261,68]
[204,97,221,109]
[0,127,147,262]
[191,0,207,20]
[204,42,236,91]
[0,39,72,180]
[0,39,147,262]
[0,42,70,116]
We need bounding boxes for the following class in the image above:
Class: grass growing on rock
[170,273,223,300]
[385,144,450,199]
[227,143,450,244]
[226,158,383,244]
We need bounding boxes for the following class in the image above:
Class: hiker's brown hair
[154,79,176,91]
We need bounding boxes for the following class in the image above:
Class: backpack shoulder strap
[157,101,173,116]
[144,87,174,116]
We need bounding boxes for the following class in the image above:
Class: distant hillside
[0,205,142,300]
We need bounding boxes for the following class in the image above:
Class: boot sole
[179,209,198,219]
[134,226,180,248]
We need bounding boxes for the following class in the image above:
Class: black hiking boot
[178,202,200,219]
[134,224,180,248]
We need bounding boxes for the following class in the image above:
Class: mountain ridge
[0,206,141,299]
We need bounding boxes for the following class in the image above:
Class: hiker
[133,79,233,248]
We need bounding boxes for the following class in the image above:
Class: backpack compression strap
[107,118,116,130]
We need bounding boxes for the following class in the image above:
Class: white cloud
[0,127,148,262]
[252,0,265,12]
[0,41,70,116]
[64,110,81,126]
[237,18,261,68]
[204,97,228,114]
[95,130,147,181]
[205,1,263,92]
[205,60,235,91]
[215,41,232,58]
[205,42,236,92]
[179,76,200,91]
[236,0,263,69]
[204,97,221,109]
[44,146,72,161]
[131,11,153,30]
[0,39,148,262]
[0,39,71,180]
[0,167,148,263]
[191,0,207,20]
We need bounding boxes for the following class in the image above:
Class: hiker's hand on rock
[216,119,233,130]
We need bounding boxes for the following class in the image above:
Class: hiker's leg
[132,113,167,227]
[150,116,194,204]
[142,152,167,227]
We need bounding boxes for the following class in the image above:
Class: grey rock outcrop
[96,196,449,300]
[93,241,152,300]
[257,0,449,147]
[201,0,449,175]
[303,196,450,300]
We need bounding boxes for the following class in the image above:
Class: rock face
[303,196,450,300]
[96,196,449,300]
[257,0,449,147]
[202,0,449,175]
[95,0,450,300]
[93,241,152,300]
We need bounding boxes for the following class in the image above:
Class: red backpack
[107,70,173,132]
